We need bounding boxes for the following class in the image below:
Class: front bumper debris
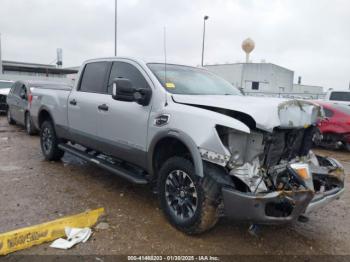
[305,187,345,214]
[222,157,345,224]
[222,188,314,224]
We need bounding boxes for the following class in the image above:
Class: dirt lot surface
[0,115,349,258]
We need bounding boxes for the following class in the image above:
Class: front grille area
[263,127,315,168]
[0,94,6,103]
[0,95,8,112]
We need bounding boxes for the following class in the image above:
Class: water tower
[242,38,255,63]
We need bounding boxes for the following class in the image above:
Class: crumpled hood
[0,88,10,96]
[172,94,321,131]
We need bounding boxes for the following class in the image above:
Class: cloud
[0,0,349,89]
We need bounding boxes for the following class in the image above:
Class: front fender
[148,129,204,177]
[147,102,251,176]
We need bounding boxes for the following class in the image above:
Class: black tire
[7,109,15,125]
[345,143,350,152]
[40,120,64,161]
[158,157,219,235]
[25,112,37,136]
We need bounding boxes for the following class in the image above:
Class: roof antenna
[163,26,168,106]
[163,26,167,84]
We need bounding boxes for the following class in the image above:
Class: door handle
[70,99,77,106]
[98,104,109,111]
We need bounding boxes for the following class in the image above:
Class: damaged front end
[212,104,345,224]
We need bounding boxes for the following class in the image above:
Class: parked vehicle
[324,89,350,106]
[30,57,345,234]
[7,80,71,135]
[0,80,14,114]
[313,101,350,151]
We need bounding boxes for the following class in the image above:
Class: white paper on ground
[50,227,92,250]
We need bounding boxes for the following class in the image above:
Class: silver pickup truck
[30,57,345,234]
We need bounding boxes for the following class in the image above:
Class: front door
[97,60,153,168]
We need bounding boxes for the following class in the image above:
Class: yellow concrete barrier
[0,208,104,255]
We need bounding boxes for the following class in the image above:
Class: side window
[324,108,333,118]
[19,85,27,100]
[108,62,149,94]
[79,62,109,94]
[13,83,22,96]
[10,83,18,94]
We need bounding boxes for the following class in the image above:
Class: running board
[58,144,148,185]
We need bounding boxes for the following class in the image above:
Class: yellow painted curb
[0,208,104,255]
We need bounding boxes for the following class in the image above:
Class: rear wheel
[25,112,36,136]
[40,121,64,161]
[158,157,219,235]
[7,109,15,125]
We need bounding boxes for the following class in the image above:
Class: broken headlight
[216,126,264,169]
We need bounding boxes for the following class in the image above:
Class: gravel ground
[0,116,349,258]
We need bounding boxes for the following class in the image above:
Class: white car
[324,90,350,106]
[0,80,14,113]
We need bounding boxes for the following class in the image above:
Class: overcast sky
[0,0,349,90]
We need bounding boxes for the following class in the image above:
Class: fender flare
[37,105,55,128]
[148,129,204,178]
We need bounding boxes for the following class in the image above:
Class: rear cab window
[79,62,110,94]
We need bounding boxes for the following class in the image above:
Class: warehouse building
[206,62,294,93]
[1,60,77,79]
[205,38,324,98]
[205,62,324,98]
[0,37,78,83]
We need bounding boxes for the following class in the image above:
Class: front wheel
[40,121,64,161]
[158,157,219,235]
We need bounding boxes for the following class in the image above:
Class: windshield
[147,63,242,95]
[0,81,14,89]
[330,91,350,102]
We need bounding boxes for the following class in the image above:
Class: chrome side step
[58,143,148,185]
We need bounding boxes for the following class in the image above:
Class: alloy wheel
[42,127,53,154]
[165,170,198,221]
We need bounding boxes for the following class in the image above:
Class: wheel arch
[38,106,55,129]
[148,129,204,180]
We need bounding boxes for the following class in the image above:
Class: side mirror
[112,78,135,102]
[112,78,152,106]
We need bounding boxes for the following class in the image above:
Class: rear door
[9,83,23,122]
[67,61,111,150]
[16,84,29,125]
[7,83,18,118]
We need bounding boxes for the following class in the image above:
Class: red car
[314,101,350,151]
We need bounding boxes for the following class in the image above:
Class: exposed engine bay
[216,125,345,222]
[171,95,345,223]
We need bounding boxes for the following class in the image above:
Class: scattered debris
[298,215,310,223]
[248,224,260,237]
[95,222,109,230]
[50,227,92,250]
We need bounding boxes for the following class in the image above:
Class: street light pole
[201,15,209,67]
[114,0,117,56]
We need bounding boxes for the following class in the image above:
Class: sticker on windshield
[165,82,175,89]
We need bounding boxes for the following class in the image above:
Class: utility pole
[201,15,209,67]
[114,0,118,56]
